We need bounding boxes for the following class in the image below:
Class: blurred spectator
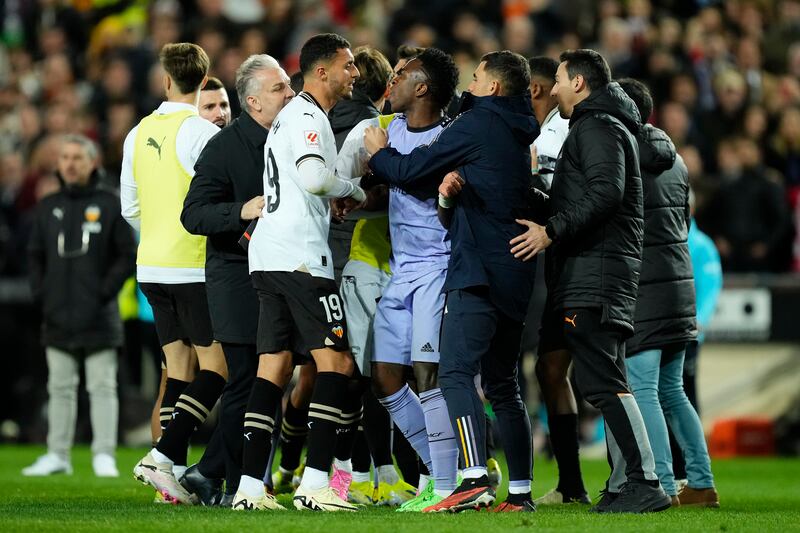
[0,0,797,287]
[700,138,791,272]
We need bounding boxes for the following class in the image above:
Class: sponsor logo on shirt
[305,130,320,147]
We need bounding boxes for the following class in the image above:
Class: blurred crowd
[0,0,799,275]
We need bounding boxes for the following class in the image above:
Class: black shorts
[252,271,350,355]
[140,282,214,347]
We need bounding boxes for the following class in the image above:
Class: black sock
[279,397,309,471]
[549,413,587,496]
[333,378,364,462]
[362,388,392,467]
[241,377,283,479]
[351,428,372,472]
[392,424,421,486]
[160,378,191,432]
[157,370,226,464]
[305,372,349,472]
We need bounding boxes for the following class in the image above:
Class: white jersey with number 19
[249,92,341,279]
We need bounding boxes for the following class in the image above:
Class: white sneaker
[231,489,286,511]
[93,453,119,478]
[293,485,358,512]
[22,453,72,476]
[133,451,195,505]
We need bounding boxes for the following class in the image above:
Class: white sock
[352,471,371,483]
[172,465,187,480]
[150,448,172,466]
[377,464,399,485]
[239,475,264,497]
[379,385,433,473]
[300,466,329,491]
[509,480,531,494]
[463,466,488,479]
[420,388,459,494]
[418,474,432,495]
[333,458,352,473]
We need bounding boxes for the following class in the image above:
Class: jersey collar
[299,91,327,116]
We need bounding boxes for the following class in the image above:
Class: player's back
[249,93,338,279]
[386,116,450,281]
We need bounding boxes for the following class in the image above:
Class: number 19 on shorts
[319,294,343,323]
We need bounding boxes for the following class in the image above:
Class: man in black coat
[617,78,718,508]
[180,54,295,504]
[510,49,670,514]
[24,134,136,478]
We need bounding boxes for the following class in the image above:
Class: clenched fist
[364,126,389,157]
[240,195,265,220]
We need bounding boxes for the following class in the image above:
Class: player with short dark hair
[232,33,366,513]
[365,49,540,513]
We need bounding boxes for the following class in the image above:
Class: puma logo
[564,314,577,327]
[147,136,166,160]
[244,431,252,441]
[303,112,315,118]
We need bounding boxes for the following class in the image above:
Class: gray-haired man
[24,134,136,478]
[180,54,295,505]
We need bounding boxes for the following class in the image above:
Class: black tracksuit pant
[547,305,658,487]
[198,342,257,493]
[438,287,532,484]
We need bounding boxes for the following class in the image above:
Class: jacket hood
[637,124,676,175]
[329,89,378,134]
[571,82,641,133]
[459,91,539,146]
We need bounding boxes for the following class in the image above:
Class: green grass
[1,446,798,532]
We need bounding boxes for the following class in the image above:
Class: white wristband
[438,194,454,208]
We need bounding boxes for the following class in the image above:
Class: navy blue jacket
[368,93,540,321]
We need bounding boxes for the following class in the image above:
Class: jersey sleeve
[335,117,380,181]
[289,111,330,169]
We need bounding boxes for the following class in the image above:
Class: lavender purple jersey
[385,116,450,282]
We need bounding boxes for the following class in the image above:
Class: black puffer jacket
[544,82,643,333]
[28,173,136,350]
[626,125,697,354]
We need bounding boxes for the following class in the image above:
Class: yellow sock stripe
[244,420,273,431]
[245,412,275,425]
[175,400,206,423]
[178,394,210,417]
[457,418,470,468]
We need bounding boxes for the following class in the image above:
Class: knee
[485,379,522,410]
[413,363,438,393]
[371,363,404,399]
[535,351,570,388]
[86,374,118,397]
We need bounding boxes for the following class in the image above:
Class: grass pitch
[1,445,798,532]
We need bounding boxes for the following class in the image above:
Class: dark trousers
[198,342,257,492]
[438,287,532,483]
[559,306,657,485]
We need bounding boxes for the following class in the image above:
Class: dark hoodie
[544,82,644,333]
[369,92,540,320]
[329,88,380,150]
[627,124,697,354]
[27,171,136,351]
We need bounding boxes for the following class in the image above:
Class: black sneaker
[589,489,618,513]
[424,475,496,512]
[180,464,223,506]
[494,492,537,513]
[605,481,672,514]
[219,492,235,508]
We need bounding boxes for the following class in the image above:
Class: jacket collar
[237,110,269,147]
